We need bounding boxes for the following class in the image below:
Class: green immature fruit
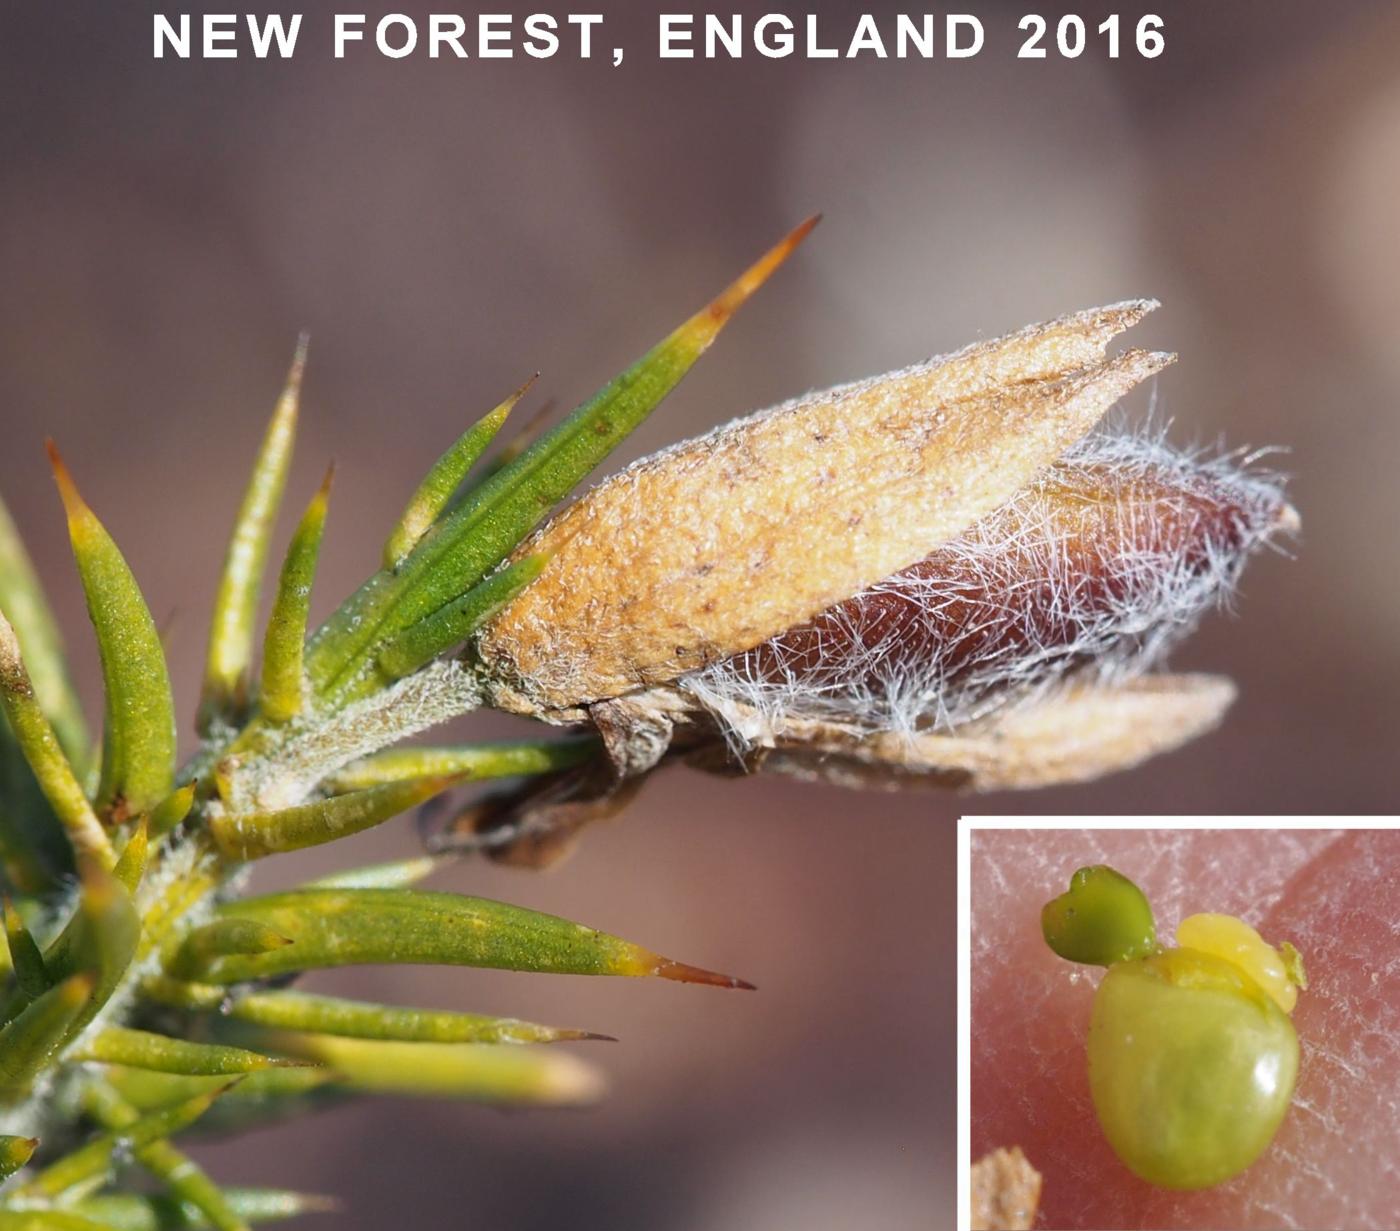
[1042,865,1304,1190]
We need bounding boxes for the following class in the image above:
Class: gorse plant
[0,220,1292,1227]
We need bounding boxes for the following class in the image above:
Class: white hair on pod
[680,422,1292,754]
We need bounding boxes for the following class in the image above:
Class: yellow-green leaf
[259,465,333,724]
[200,339,305,730]
[208,776,461,862]
[0,611,114,867]
[186,887,753,988]
[383,376,534,568]
[48,443,175,821]
[225,989,609,1045]
[0,493,88,771]
[269,1033,604,1105]
[76,1026,298,1076]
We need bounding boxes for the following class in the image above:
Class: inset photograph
[964,822,1398,1231]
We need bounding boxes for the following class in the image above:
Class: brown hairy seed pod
[476,300,1171,717]
[686,430,1296,745]
[455,301,1294,863]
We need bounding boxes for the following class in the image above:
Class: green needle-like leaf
[102,1067,331,1116]
[267,1033,605,1105]
[199,340,305,731]
[383,377,533,568]
[0,724,56,892]
[326,737,597,792]
[208,776,461,861]
[0,492,90,770]
[163,920,291,986]
[0,972,93,1093]
[3,896,50,1000]
[169,919,293,978]
[306,218,817,702]
[81,1080,252,1231]
[48,444,176,822]
[300,855,442,890]
[40,861,141,1041]
[76,1027,300,1077]
[0,611,115,868]
[17,1084,232,1200]
[0,1213,110,1230]
[112,818,150,893]
[374,553,547,682]
[0,1134,39,1183]
[225,989,611,1045]
[259,466,333,725]
[72,1188,335,1230]
[186,888,753,987]
[149,783,197,838]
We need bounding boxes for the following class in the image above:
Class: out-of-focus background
[1,3,1397,1227]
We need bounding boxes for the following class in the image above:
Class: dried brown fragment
[753,674,1236,792]
[478,303,1169,717]
[971,1146,1042,1231]
[440,760,648,870]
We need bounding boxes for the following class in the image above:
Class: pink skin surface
[971,829,1399,1230]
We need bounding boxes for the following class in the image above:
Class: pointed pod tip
[652,957,756,991]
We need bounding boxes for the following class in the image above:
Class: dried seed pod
[454,301,1296,861]
[729,675,1239,793]
[477,301,1172,717]
[686,430,1296,744]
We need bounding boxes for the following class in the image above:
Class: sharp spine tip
[653,957,756,990]
[44,440,83,514]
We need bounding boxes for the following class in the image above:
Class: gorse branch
[0,219,1293,1221]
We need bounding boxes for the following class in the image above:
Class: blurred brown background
[1,2,1398,1227]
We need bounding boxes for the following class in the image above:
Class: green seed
[1087,947,1298,1189]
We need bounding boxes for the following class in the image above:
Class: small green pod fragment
[1041,865,1157,966]
[1087,947,1298,1189]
